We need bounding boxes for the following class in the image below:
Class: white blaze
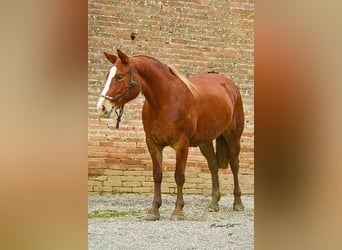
[96,66,117,110]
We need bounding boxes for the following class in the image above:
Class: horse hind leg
[222,127,244,211]
[199,142,221,212]
[230,157,244,211]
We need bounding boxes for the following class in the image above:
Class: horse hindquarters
[221,92,245,211]
[215,84,244,168]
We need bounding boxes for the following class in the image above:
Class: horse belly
[190,113,230,147]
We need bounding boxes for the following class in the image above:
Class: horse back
[189,74,241,117]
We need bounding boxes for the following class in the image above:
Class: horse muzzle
[99,103,114,118]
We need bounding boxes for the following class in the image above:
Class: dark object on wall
[130,32,137,40]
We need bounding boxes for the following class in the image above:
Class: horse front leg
[145,138,163,221]
[171,142,189,221]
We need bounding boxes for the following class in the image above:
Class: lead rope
[115,106,124,129]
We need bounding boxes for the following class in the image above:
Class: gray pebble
[89,194,254,249]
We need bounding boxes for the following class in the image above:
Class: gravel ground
[88,193,254,250]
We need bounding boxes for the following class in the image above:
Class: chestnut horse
[97,49,244,221]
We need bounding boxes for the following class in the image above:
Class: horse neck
[133,56,181,110]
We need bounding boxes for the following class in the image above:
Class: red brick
[88,0,254,195]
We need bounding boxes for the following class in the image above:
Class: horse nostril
[101,105,106,111]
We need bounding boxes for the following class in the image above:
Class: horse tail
[216,135,230,169]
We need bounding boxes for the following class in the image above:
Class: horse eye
[117,76,123,81]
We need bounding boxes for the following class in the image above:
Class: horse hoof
[208,204,220,212]
[145,212,160,221]
[233,203,244,211]
[170,213,185,221]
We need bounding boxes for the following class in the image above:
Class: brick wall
[88,0,254,195]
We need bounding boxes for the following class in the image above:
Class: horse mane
[135,55,199,98]
[168,65,199,97]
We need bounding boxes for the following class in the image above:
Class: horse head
[96,49,141,118]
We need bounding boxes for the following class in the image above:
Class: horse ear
[103,52,118,64]
[117,49,129,64]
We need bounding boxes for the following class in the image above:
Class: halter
[100,59,141,128]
